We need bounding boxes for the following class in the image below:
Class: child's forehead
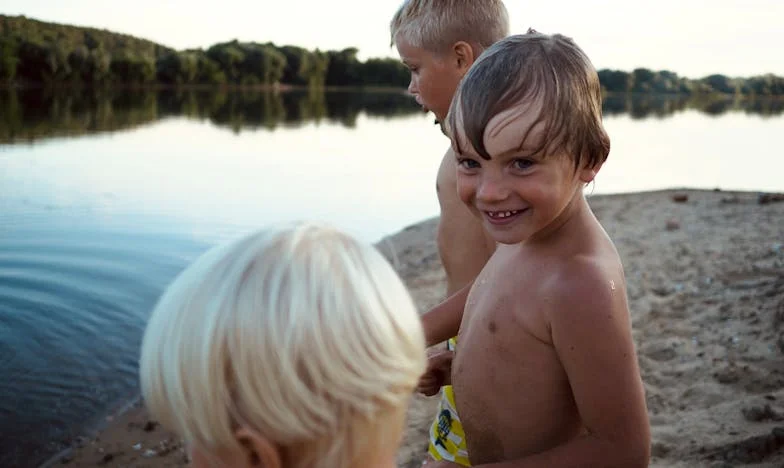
[483,98,547,157]
[395,36,428,57]
[395,35,450,62]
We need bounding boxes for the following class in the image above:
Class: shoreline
[36,188,784,467]
[38,397,143,468]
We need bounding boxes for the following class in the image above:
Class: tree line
[1,15,783,95]
[0,15,408,88]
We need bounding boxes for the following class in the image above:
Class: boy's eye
[458,158,480,170]
[513,158,534,170]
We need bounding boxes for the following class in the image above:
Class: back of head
[390,0,509,54]
[139,222,426,468]
[447,30,611,170]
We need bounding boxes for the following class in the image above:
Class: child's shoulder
[537,247,626,317]
[558,251,621,290]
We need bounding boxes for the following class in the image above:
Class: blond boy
[434,31,651,467]
[390,1,509,464]
[139,223,426,468]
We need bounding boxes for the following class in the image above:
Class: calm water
[1,89,783,466]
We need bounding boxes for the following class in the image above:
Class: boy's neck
[524,190,596,247]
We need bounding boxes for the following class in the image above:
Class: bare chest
[452,259,580,462]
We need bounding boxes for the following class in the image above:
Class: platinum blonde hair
[390,0,509,54]
[139,222,426,467]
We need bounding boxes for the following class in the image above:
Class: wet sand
[46,189,784,467]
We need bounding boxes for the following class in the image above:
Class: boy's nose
[408,79,418,95]
[476,175,509,203]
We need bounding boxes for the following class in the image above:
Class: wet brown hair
[446,30,610,170]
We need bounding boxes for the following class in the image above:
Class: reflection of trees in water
[0,88,423,142]
[1,89,782,144]
[0,89,162,143]
[602,93,784,120]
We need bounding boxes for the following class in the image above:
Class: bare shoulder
[543,249,629,327]
[536,247,650,464]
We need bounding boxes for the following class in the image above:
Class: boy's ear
[579,163,602,184]
[234,427,281,468]
[452,41,475,74]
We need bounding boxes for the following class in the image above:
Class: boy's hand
[417,349,454,396]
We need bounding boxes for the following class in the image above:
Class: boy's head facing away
[139,223,426,468]
[447,30,611,171]
[391,0,509,122]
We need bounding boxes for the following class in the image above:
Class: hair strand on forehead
[446,30,610,169]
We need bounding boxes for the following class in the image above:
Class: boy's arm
[475,264,651,468]
[421,280,473,347]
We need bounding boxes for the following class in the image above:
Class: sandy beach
[43,189,784,467]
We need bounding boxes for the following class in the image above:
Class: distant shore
[0,82,412,94]
[41,188,784,468]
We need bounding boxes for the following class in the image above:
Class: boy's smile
[484,209,527,225]
[453,104,598,245]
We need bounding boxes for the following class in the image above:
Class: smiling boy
[440,31,651,467]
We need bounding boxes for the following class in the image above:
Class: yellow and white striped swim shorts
[426,337,470,466]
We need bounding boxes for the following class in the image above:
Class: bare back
[436,147,497,295]
[451,203,635,463]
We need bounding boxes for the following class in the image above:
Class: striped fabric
[426,337,471,466]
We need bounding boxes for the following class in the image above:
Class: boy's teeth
[490,210,518,218]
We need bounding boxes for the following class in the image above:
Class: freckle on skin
[488,321,497,333]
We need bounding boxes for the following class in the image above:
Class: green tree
[325,48,361,86]
[597,69,631,92]
[279,45,309,85]
[300,49,329,88]
[238,43,285,85]
[631,68,656,93]
[206,41,245,83]
[701,74,737,94]
[88,47,112,83]
[358,58,409,87]
[195,54,226,84]
[0,37,19,81]
[156,51,199,84]
[111,50,155,84]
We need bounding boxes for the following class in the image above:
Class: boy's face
[395,37,466,123]
[453,103,599,245]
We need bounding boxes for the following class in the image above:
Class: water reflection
[0,88,424,144]
[1,88,782,144]
[602,93,784,119]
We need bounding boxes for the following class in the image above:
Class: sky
[4,0,783,78]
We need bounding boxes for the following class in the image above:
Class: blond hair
[447,30,611,170]
[390,0,509,54]
[139,222,426,467]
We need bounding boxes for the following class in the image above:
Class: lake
[1,88,783,466]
